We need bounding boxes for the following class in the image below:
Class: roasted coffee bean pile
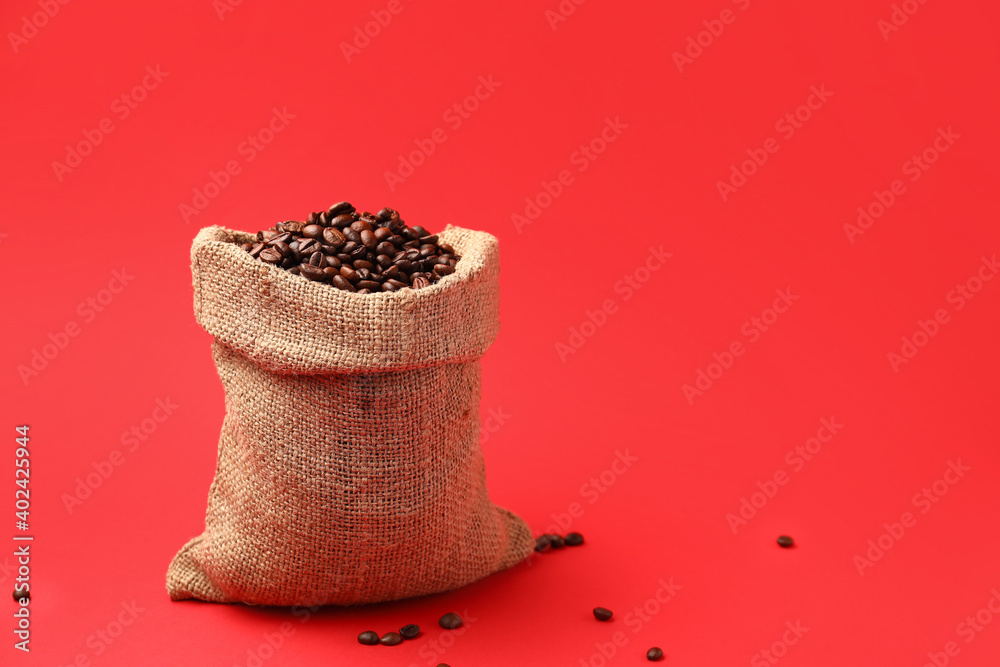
[534,531,584,552]
[238,202,460,293]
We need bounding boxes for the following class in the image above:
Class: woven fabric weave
[166,225,533,606]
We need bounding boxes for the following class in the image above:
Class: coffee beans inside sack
[166,203,534,606]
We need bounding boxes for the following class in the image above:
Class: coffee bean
[376,241,396,256]
[309,251,325,268]
[565,532,584,546]
[777,535,794,548]
[419,235,438,245]
[299,264,326,281]
[248,242,265,258]
[331,275,355,291]
[355,267,371,281]
[412,276,431,289]
[357,631,379,645]
[322,227,346,247]
[377,207,395,220]
[593,607,613,621]
[548,534,565,549]
[269,231,292,246]
[343,228,361,243]
[259,248,282,263]
[535,535,551,552]
[353,259,376,272]
[12,589,29,602]
[360,229,378,249]
[272,241,292,258]
[302,224,323,240]
[357,288,372,294]
[284,221,304,234]
[382,281,398,292]
[432,264,455,276]
[380,632,403,646]
[350,245,368,260]
[646,647,664,661]
[298,238,319,255]
[356,280,381,291]
[411,225,428,237]
[328,201,354,216]
[331,213,355,228]
[340,266,359,283]
[438,242,455,254]
[438,612,463,629]
[374,227,392,241]
[400,624,420,639]
[386,279,408,290]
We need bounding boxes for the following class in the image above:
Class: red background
[3,0,1000,665]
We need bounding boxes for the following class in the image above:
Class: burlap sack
[166,224,533,606]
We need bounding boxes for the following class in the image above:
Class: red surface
[3,0,1000,664]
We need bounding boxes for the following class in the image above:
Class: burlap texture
[166,225,533,606]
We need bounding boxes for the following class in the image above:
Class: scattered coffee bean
[380,632,403,646]
[357,631,379,645]
[646,647,664,661]
[12,589,29,602]
[400,624,420,639]
[439,612,463,629]
[565,532,584,546]
[436,664,451,667]
[593,607,613,621]
[777,535,795,548]
[548,534,565,549]
[535,535,551,552]
[240,202,460,292]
